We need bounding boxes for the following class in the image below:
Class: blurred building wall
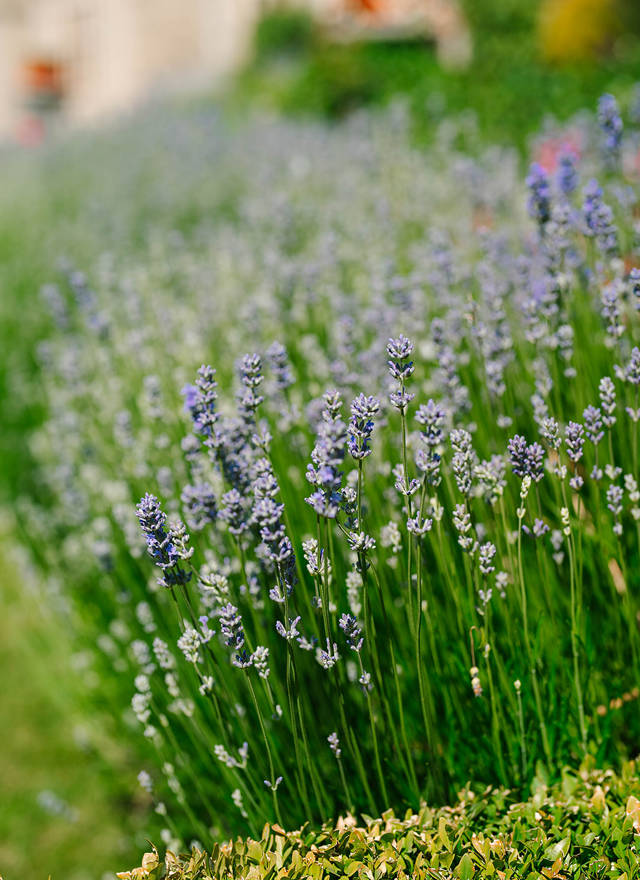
[0,0,260,137]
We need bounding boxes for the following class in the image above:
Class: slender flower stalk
[514,679,527,781]
[515,476,552,767]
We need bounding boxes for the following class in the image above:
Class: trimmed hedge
[118,762,640,879]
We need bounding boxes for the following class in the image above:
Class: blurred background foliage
[229,0,640,149]
[2,1,640,878]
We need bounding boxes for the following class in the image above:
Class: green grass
[0,523,145,879]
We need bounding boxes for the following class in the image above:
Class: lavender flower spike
[348,393,380,461]
[136,493,191,588]
[565,422,585,463]
[526,162,551,227]
[597,93,623,162]
[339,613,363,652]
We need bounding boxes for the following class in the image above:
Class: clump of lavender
[348,394,380,461]
[584,405,604,478]
[252,458,294,574]
[453,503,474,553]
[620,347,640,389]
[565,422,585,462]
[630,268,640,312]
[556,151,578,197]
[136,494,191,588]
[416,400,446,447]
[597,93,623,165]
[306,390,346,519]
[237,353,264,426]
[584,406,603,447]
[339,613,363,652]
[541,417,561,451]
[450,429,476,496]
[387,334,415,413]
[475,455,506,505]
[607,484,624,535]
[181,483,217,532]
[601,281,624,341]
[507,435,544,482]
[178,627,202,664]
[186,365,218,439]
[526,163,551,229]
[415,400,446,487]
[599,376,617,428]
[565,422,585,490]
[478,541,496,575]
[266,341,294,392]
[219,489,249,537]
[219,603,251,668]
[21,91,640,844]
[582,179,618,256]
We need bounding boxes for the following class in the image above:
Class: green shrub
[253,8,316,61]
[118,761,640,879]
[281,42,382,117]
[234,3,640,149]
[460,0,539,43]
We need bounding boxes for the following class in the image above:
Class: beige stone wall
[0,15,22,133]
[0,0,261,135]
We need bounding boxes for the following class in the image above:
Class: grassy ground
[0,523,145,879]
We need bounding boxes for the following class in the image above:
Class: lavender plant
[16,94,640,843]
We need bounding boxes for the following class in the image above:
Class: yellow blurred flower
[538,0,619,62]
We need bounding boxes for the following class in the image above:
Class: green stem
[246,675,283,826]
[515,684,527,783]
[517,516,552,767]
[567,532,587,753]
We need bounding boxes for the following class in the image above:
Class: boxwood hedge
[118,761,640,879]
